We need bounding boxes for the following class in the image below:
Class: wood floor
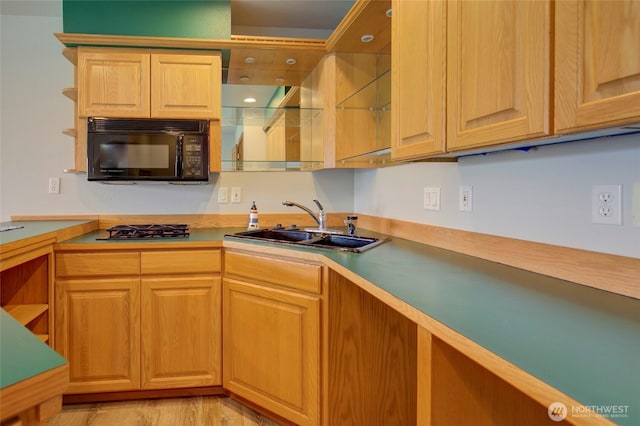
[46,396,282,426]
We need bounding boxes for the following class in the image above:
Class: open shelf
[3,304,48,326]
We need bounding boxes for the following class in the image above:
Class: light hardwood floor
[47,396,282,426]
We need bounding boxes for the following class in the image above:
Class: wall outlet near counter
[48,177,60,194]
[459,186,473,212]
[592,184,622,225]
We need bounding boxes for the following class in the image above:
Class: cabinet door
[555,0,640,133]
[391,0,446,160]
[78,48,150,118]
[150,53,221,119]
[140,276,221,389]
[55,278,140,393]
[223,278,320,426]
[446,0,550,151]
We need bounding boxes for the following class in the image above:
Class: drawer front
[141,249,222,275]
[224,251,322,293]
[56,252,140,277]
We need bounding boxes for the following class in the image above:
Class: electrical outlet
[423,187,440,211]
[459,186,473,212]
[218,187,229,203]
[231,187,242,203]
[48,177,60,194]
[592,185,622,225]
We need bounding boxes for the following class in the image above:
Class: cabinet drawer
[141,249,221,275]
[224,251,322,293]
[56,252,140,277]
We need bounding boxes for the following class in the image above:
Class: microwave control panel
[183,137,206,178]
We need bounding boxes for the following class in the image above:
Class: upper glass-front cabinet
[221,86,323,171]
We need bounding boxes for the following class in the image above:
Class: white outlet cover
[592,185,622,225]
[459,186,473,212]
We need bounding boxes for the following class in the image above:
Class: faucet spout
[282,199,327,230]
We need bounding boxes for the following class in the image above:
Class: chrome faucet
[282,199,327,231]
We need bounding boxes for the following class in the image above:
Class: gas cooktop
[98,224,190,240]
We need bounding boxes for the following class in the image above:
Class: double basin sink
[225,227,389,253]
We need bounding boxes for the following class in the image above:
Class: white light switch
[231,187,242,203]
[423,187,441,211]
[218,187,229,203]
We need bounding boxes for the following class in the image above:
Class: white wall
[355,136,640,258]
[0,13,355,221]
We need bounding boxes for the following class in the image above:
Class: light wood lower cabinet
[55,249,222,394]
[223,250,322,426]
[141,276,221,389]
[55,277,141,393]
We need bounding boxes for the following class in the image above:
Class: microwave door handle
[176,135,184,176]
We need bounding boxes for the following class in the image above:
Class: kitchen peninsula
[1,218,638,425]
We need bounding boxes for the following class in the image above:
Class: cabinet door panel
[223,278,319,426]
[141,276,221,389]
[78,48,150,117]
[555,0,640,132]
[151,53,221,119]
[55,278,140,393]
[391,0,446,160]
[446,0,550,151]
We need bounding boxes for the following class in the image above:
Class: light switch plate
[424,187,441,211]
[218,187,229,203]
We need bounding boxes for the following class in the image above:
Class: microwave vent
[88,117,208,133]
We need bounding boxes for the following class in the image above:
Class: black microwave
[87,117,210,182]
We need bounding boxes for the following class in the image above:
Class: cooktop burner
[99,224,190,240]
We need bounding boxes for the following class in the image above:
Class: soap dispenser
[248,201,259,229]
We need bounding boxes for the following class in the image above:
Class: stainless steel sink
[225,228,389,253]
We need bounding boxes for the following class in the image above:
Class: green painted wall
[63,0,231,39]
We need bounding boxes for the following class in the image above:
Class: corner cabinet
[54,249,222,394]
[223,250,322,426]
[555,0,640,133]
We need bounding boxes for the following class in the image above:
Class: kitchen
[1,0,639,425]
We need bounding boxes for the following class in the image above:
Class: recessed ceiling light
[285,58,297,65]
[243,97,257,103]
[361,34,374,43]
[244,57,255,64]
[275,77,285,84]
[239,76,249,82]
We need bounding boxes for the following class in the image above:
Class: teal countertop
[8,224,640,424]
[0,309,67,389]
[0,220,95,245]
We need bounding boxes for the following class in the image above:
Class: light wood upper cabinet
[150,54,221,119]
[391,0,551,158]
[78,49,151,118]
[446,0,550,151]
[391,0,446,160]
[78,47,221,120]
[555,0,640,133]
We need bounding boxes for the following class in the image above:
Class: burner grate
[103,224,190,240]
